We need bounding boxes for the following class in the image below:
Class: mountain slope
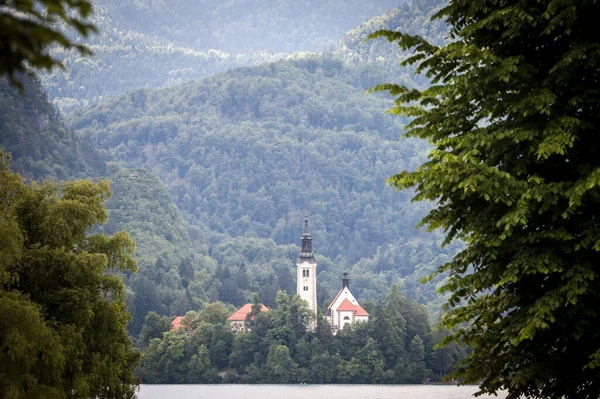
[90,0,404,53]
[0,76,104,180]
[68,56,455,309]
[42,0,407,112]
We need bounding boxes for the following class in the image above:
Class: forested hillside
[91,0,404,53]
[0,44,459,342]
[0,77,212,335]
[0,0,459,336]
[0,76,104,180]
[2,0,458,336]
[68,56,459,318]
[43,45,284,113]
[42,0,406,112]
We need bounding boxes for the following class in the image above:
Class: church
[325,272,369,333]
[227,214,368,332]
[296,214,368,332]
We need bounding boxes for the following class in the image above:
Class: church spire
[299,212,314,262]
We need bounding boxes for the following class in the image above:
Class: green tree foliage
[372,0,600,397]
[406,335,426,383]
[138,304,233,383]
[0,152,139,398]
[0,0,95,83]
[265,344,298,383]
[138,311,171,348]
[139,331,190,384]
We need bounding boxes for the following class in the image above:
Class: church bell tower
[297,213,317,324]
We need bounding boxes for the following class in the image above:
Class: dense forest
[2,1,461,336]
[41,0,446,113]
[68,56,462,329]
[0,76,104,180]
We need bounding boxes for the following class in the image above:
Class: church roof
[227,303,269,321]
[353,305,369,317]
[335,298,369,316]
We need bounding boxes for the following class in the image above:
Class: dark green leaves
[0,0,97,86]
[0,152,139,398]
[374,0,600,397]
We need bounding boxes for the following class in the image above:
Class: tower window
[303,286,308,291]
[302,269,310,277]
[343,316,350,320]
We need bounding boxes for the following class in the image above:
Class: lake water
[138,384,508,399]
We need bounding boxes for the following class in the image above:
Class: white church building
[326,272,369,333]
[296,215,368,332]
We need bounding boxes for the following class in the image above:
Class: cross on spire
[304,211,309,234]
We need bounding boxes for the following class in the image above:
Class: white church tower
[297,214,317,325]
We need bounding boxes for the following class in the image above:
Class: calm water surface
[138,384,508,399]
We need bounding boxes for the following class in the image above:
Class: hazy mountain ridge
[42,0,409,113]
[334,0,447,89]
[90,0,405,53]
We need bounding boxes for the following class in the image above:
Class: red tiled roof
[335,298,369,316]
[227,303,269,321]
[354,305,369,317]
[171,316,185,331]
[337,298,357,311]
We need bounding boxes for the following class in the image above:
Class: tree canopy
[372,0,600,397]
[0,152,139,398]
[136,287,460,384]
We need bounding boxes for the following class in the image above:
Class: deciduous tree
[372,0,600,397]
[0,152,139,398]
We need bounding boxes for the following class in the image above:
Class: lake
[138,384,508,399]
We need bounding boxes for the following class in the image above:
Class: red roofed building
[326,272,369,333]
[171,316,193,334]
[227,303,269,332]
